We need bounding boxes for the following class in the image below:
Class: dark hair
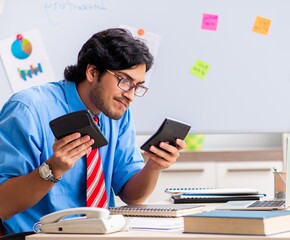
[64,28,154,84]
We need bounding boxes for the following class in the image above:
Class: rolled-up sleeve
[0,100,43,184]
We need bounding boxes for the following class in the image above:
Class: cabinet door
[216,161,283,198]
[146,162,216,203]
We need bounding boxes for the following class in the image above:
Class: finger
[148,148,176,167]
[65,135,93,153]
[54,135,93,156]
[148,145,170,161]
[150,143,180,160]
[147,154,172,169]
[53,132,81,150]
[68,139,95,159]
[52,135,93,162]
[68,146,93,162]
[176,139,186,150]
[51,139,94,171]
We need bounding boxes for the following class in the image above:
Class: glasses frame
[106,70,148,97]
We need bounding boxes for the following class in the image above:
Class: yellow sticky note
[252,16,272,35]
[190,59,210,80]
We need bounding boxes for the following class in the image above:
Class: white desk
[26,230,290,240]
[25,203,290,240]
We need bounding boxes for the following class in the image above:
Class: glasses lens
[118,78,148,97]
[118,78,132,91]
[135,86,147,97]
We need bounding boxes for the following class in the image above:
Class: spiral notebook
[109,204,205,218]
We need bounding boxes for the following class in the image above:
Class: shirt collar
[61,80,104,123]
[61,80,87,112]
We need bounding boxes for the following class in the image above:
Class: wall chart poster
[0,28,55,93]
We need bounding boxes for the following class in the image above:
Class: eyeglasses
[106,70,148,97]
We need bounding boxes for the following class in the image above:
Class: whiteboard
[1,0,290,134]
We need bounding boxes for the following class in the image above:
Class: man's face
[89,64,146,120]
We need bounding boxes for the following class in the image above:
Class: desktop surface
[26,203,290,239]
[26,230,290,240]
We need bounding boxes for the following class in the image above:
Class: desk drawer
[216,161,282,198]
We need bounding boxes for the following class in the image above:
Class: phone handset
[40,207,109,224]
[38,207,126,234]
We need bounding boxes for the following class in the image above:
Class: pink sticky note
[201,13,219,31]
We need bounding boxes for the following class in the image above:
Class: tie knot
[93,116,99,124]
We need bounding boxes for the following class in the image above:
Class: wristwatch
[39,162,61,183]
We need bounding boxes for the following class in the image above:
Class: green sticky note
[184,134,205,151]
[190,59,210,80]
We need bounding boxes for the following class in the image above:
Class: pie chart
[11,34,32,60]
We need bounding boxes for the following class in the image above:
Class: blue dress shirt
[0,80,144,234]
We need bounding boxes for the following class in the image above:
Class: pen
[273,167,286,185]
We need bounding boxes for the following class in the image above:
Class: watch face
[40,163,51,179]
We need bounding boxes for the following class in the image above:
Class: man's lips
[115,98,129,108]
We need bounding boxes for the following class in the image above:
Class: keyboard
[248,200,285,208]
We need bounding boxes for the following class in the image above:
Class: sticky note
[201,13,219,31]
[185,134,205,151]
[252,16,272,35]
[190,59,210,80]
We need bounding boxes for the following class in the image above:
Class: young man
[0,28,185,234]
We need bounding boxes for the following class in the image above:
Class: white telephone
[38,207,126,234]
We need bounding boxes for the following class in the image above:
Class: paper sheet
[126,217,183,231]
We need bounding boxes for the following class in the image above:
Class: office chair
[0,220,4,237]
[0,220,34,240]
[0,232,34,240]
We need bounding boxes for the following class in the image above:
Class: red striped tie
[86,116,107,208]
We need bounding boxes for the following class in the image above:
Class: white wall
[137,133,282,151]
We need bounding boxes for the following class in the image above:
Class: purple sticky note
[201,13,219,31]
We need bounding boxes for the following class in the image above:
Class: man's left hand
[143,139,186,170]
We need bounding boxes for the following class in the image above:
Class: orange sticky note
[252,16,272,35]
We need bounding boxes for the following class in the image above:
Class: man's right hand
[46,132,94,179]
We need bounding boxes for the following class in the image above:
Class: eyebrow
[117,71,146,85]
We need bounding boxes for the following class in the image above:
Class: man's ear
[86,64,98,83]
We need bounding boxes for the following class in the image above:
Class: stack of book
[165,187,266,204]
[183,210,290,235]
